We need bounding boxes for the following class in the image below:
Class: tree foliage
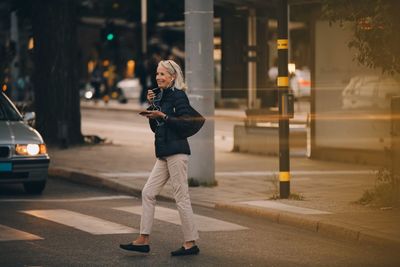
[322,0,400,74]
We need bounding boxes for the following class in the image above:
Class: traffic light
[106,32,115,41]
[101,21,118,46]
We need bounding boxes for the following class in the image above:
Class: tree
[31,0,83,146]
[322,0,400,75]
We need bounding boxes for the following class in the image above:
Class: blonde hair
[158,60,187,91]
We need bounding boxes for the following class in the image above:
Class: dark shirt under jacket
[148,87,192,158]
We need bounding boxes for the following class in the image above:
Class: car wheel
[23,180,46,194]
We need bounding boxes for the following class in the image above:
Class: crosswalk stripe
[0,195,136,203]
[21,209,138,235]
[114,206,248,232]
[0,224,43,241]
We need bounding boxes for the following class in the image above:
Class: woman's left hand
[145,110,166,119]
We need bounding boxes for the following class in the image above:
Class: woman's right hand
[147,89,155,102]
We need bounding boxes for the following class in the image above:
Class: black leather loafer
[119,243,150,253]
[171,245,200,256]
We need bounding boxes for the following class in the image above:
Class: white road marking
[0,224,43,241]
[0,195,136,203]
[21,209,138,235]
[114,206,248,232]
[239,200,332,215]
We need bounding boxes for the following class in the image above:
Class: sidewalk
[48,99,399,249]
[79,98,309,122]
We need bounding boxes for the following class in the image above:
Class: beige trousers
[140,154,199,241]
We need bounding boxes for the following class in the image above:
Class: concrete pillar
[185,0,215,184]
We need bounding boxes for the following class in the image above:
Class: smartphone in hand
[152,87,161,95]
[139,111,152,116]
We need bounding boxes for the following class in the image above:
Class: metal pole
[277,0,290,198]
[287,4,291,64]
[141,0,147,56]
[10,11,20,100]
[185,0,215,185]
[247,8,257,109]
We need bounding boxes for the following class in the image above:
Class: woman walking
[120,59,200,256]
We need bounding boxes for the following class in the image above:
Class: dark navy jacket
[148,87,193,158]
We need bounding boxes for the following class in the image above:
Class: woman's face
[156,65,174,89]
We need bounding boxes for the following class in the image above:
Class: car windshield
[0,93,23,121]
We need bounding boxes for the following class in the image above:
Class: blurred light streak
[195,113,396,122]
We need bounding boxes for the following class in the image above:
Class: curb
[80,102,308,123]
[48,167,175,203]
[215,202,400,250]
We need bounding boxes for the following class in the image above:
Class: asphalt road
[0,179,399,267]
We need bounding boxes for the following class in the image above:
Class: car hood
[0,121,44,144]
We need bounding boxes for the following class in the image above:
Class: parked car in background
[79,81,128,104]
[290,67,311,99]
[0,92,49,194]
[342,75,400,110]
[116,78,142,99]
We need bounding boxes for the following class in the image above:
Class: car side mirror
[23,112,36,126]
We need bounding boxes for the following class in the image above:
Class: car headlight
[15,144,47,156]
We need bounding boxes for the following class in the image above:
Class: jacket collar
[161,86,175,97]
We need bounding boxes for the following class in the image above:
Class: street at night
[1,0,400,266]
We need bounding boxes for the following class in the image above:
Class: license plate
[0,163,12,172]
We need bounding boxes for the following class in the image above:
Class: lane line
[0,224,43,242]
[0,195,136,203]
[114,206,248,232]
[21,209,138,235]
[239,200,332,215]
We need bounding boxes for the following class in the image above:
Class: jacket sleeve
[146,106,157,133]
[148,119,157,133]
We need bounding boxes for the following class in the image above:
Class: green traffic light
[106,33,115,41]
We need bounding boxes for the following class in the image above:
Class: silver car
[0,92,49,194]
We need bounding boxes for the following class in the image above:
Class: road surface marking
[21,209,138,235]
[0,195,136,203]
[239,200,331,215]
[114,206,248,232]
[0,224,43,241]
